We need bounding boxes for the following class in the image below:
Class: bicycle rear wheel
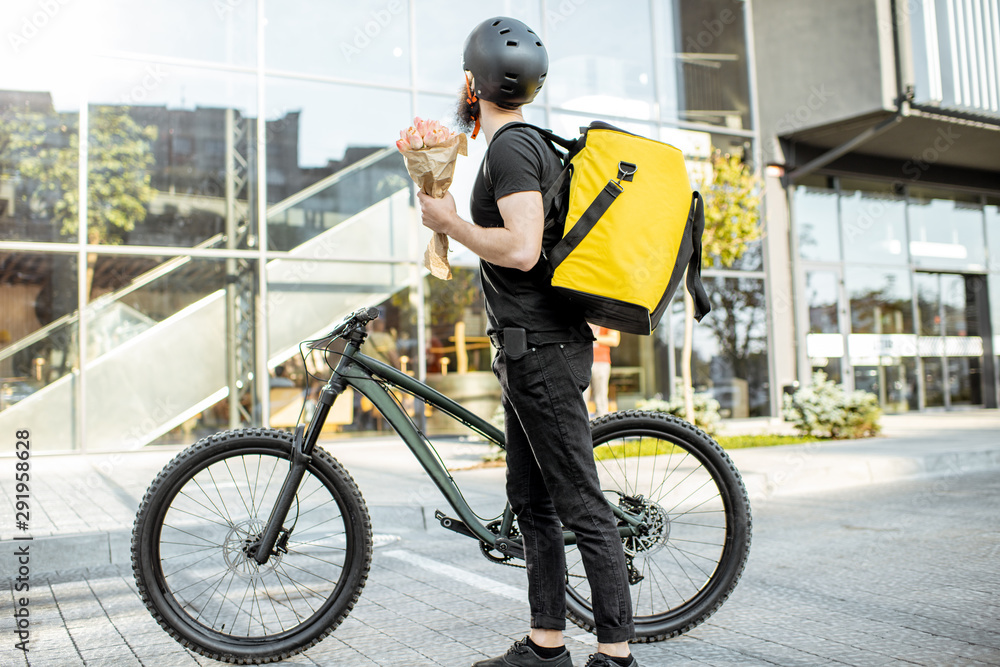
[565,411,751,642]
[131,428,372,664]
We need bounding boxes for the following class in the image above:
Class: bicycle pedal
[494,537,524,560]
[435,510,478,540]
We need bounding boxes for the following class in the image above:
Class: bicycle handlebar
[306,306,380,350]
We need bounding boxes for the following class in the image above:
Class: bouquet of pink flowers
[397,117,468,280]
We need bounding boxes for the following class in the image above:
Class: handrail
[266,146,398,218]
[1,146,401,366]
[0,233,225,364]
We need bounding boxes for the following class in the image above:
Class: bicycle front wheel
[131,428,372,664]
[565,411,751,642]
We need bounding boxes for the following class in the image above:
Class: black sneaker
[583,652,639,667]
[472,637,573,666]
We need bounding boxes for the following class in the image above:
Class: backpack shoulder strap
[492,122,575,150]
[490,123,575,224]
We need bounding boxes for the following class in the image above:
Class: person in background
[583,324,620,417]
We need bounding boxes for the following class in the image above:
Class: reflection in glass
[907,198,986,271]
[87,61,259,248]
[915,273,941,336]
[414,2,542,93]
[81,256,232,449]
[266,0,410,85]
[673,276,770,417]
[987,206,1000,271]
[846,267,912,334]
[853,358,916,413]
[265,80,411,251]
[949,357,982,406]
[794,188,841,262]
[923,357,945,407]
[546,0,656,120]
[813,358,842,385]
[0,91,79,243]
[840,192,907,265]
[0,253,79,408]
[95,0,256,66]
[806,271,839,334]
[941,274,968,337]
[660,0,752,129]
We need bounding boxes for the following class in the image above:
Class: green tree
[3,105,157,298]
[681,150,762,422]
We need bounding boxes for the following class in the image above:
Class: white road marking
[382,549,525,601]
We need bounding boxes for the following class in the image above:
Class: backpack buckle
[617,161,637,182]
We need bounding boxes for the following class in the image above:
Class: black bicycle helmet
[463,16,548,107]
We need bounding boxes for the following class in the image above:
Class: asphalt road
[3,468,999,666]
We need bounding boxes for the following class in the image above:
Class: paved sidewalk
[1,410,999,578]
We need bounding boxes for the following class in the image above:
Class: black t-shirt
[470,124,590,339]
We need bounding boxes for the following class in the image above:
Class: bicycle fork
[250,376,345,565]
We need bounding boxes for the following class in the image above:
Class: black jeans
[492,340,635,644]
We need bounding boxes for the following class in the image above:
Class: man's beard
[455,85,479,135]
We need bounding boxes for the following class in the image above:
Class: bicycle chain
[480,520,525,569]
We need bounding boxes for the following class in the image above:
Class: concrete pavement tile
[67,627,124,651]
[130,646,202,666]
[24,651,79,666]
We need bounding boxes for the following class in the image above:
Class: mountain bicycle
[131,307,752,664]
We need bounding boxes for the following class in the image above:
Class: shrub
[782,371,881,439]
[637,381,722,436]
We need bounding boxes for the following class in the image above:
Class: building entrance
[914,272,992,409]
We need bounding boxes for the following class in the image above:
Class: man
[418,16,639,667]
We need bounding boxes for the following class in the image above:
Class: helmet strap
[464,72,481,139]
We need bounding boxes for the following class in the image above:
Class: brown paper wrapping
[400,132,468,280]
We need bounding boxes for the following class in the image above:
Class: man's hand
[417,189,543,272]
[418,191,458,235]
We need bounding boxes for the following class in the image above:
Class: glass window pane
[2,1,85,244]
[1,90,80,243]
[794,187,841,262]
[413,2,543,94]
[266,1,410,86]
[915,272,940,336]
[941,274,970,337]
[853,359,917,414]
[840,192,907,265]
[0,253,79,444]
[987,205,1000,272]
[922,356,945,407]
[661,0,751,129]
[674,276,771,417]
[265,80,411,252]
[907,198,986,271]
[84,255,232,449]
[86,59,258,249]
[96,0,256,67]
[845,267,913,334]
[545,0,656,120]
[806,271,839,334]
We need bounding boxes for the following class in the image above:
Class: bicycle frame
[252,324,645,565]
[326,335,509,545]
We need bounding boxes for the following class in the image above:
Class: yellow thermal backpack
[495,121,711,335]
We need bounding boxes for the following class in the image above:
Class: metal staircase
[0,148,424,451]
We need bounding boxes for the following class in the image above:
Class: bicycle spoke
[166,503,234,530]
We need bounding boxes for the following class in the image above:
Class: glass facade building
[1,0,764,451]
[796,185,999,412]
